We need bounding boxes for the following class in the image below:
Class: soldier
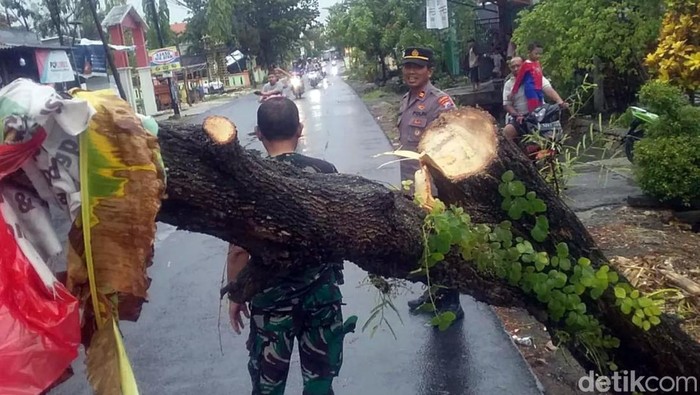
[397,46,464,322]
[222,97,357,395]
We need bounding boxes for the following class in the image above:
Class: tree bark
[155,110,700,380]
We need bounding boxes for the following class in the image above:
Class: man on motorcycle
[258,72,286,102]
[502,56,567,141]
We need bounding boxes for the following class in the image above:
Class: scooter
[307,70,322,88]
[623,106,658,163]
[290,74,305,99]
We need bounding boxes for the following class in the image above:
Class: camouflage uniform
[244,152,357,395]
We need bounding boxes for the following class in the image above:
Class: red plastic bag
[0,188,80,394]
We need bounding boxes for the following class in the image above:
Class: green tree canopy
[143,0,175,48]
[202,0,318,67]
[512,0,664,110]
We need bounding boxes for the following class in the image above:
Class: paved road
[52,74,543,395]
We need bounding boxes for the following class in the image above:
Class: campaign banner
[149,46,182,74]
[35,50,75,83]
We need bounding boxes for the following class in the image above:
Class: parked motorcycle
[290,74,305,99]
[307,70,322,88]
[623,106,658,163]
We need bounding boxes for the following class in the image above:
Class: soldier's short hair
[257,97,300,141]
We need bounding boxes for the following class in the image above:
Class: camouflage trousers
[246,302,357,395]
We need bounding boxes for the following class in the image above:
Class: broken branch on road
[155,107,700,380]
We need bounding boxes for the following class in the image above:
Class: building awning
[0,43,72,51]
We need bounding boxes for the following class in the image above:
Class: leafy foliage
[204,0,319,67]
[512,0,663,109]
[143,0,175,48]
[415,170,667,373]
[633,80,700,204]
[645,0,700,91]
[325,0,472,81]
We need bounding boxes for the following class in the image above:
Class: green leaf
[501,197,512,211]
[577,257,591,266]
[614,286,626,299]
[508,205,523,220]
[621,299,633,315]
[607,271,619,284]
[434,233,451,254]
[432,311,457,331]
[649,305,662,316]
[631,290,640,299]
[555,242,569,258]
[498,183,510,198]
[535,215,549,230]
[418,302,436,313]
[649,316,661,325]
[635,309,645,318]
[643,320,651,331]
[638,297,652,308]
[580,275,594,287]
[574,283,586,295]
[559,258,571,271]
[590,286,604,299]
[531,199,547,213]
[535,259,546,272]
[501,170,515,182]
[526,191,536,200]
[508,181,526,197]
[576,303,587,314]
[550,256,559,267]
[530,226,548,243]
[563,285,576,294]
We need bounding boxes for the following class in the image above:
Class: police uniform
[398,47,464,320]
[397,47,456,185]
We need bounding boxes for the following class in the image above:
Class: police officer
[398,47,464,322]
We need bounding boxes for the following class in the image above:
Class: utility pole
[148,0,180,118]
[446,8,459,76]
[86,0,127,100]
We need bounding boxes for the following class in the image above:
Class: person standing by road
[467,39,480,91]
[397,46,464,324]
[221,97,357,395]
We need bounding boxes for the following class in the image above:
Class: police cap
[402,47,433,67]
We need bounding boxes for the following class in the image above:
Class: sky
[127,0,340,25]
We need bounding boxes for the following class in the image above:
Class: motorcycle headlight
[534,107,547,122]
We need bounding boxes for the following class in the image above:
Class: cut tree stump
[154,108,700,380]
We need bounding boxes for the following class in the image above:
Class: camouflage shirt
[248,152,344,311]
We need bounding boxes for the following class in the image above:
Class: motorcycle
[623,106,658,163]
[290,74,304,99]
[307,70,322,88]
[517,103,566,193]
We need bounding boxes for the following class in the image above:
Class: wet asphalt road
[51,73,543,395]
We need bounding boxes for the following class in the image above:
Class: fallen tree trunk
[155,109,700,381]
